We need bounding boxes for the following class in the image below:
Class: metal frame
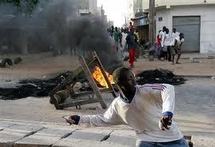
[52,51,116,109]
[78,55,107,109]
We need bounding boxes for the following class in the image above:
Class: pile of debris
[136,69,186,85]
[0,69,186,100]
[0,71,85,100]
[0,57,22,68]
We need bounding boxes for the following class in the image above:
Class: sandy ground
[0,53,80,80]
[0,53,215,81]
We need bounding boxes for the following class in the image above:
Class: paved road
[174,78,215,146]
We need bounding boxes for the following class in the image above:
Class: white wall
[143,0,215,9]
[89,0,98,14]
[156,5,215,53]
[156,0,215,7]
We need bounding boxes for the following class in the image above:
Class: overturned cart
[49,51,117,110]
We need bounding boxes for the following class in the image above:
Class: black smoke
[0,0,122,70]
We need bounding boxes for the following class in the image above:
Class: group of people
[156,26,185,64]
[107,24,185,67]
[107,22,140,68]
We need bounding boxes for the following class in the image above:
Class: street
[0,77,215,146]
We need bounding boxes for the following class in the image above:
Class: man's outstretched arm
[161,84,175,116]
[64,98,124,127]
[159,84,175,130]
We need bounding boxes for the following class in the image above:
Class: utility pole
[149,0,156,45]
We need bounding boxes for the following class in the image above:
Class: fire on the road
[92,66,114,88]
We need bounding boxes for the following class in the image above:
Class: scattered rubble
[0,71,76,100]
[0,69,186,100]
[0,57,22,68]
[136,69,186,85]
[14,57,22,64]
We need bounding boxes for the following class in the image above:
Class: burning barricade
[49,51,117,110]
[0,52,186,110]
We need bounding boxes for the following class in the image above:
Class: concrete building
[122,0,135,27]
[133,0,144,14]
[131,0,149,42]
[143,0,215,53]
[78,0,98,15]
[89,0,98,14]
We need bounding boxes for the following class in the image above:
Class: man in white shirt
[172,28,180,42]
[174,33,185,64]
[163,28,175,61]
[64,67,188,147]
[160,26,167,48]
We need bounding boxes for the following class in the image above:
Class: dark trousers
[137,138,188,147]
[167,46,172,61]
[160,50,167,60]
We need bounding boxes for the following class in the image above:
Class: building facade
[143,0,215,53]
[78,0,98,15]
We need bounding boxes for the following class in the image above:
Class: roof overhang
[131,16,149,27]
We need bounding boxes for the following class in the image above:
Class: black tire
[0,59,6,67]
[4,58,13,66]
[0,58,12,67]
[14,57,22,64]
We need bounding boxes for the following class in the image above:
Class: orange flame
[92,66,114,88]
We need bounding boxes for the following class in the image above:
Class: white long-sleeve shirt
[160,31,166,47]
[164,34,175,47]
[79,84,183,142]
[172,32,180,40]
[172,32,180,46]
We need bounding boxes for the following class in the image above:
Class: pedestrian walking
[156,30,162,59]
[113,27,120,51]
[126,29,137,68]
[173,33,184,64]
[160,26,167,60]
[163,28,174,61]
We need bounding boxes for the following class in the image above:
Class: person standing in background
[126,29,137,68]
[160,26,167,50]
[163,28,175,62]
[119,28,123,48]
[171,28,180,64]
[172,28,180,41]
[160,26,167,60]
[173,33,185,64]
[156,30,162,59]
[113,27,120,52]
[129,22,134,32]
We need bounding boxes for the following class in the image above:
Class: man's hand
[159,115,172,131]
[63,115,80,125]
